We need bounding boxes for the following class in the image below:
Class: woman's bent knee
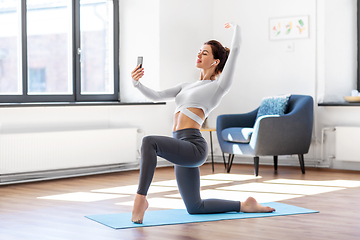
[141,136,156,151]
[185,203,204,214]
[186,208,203,215]
[142,135,153,145]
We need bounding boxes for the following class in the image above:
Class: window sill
[0,101,166,108]
[318,102,360,107]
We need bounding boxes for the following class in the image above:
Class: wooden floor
[1,163,360,240]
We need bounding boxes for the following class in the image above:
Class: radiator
[0,128,138,175]
[335,126,360,162]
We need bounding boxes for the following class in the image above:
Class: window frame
[0,0,119,103]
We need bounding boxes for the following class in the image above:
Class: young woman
[131,23,275,224]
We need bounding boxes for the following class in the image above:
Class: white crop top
[133,23,241,125]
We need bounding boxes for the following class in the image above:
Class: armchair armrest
[216,108,258,131]
[216,108,258,155]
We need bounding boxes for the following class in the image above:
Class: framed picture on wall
[270,16,309,40]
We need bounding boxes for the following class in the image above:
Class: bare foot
[131,194,149,224]
[240,197,275,213]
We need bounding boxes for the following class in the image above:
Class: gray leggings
[137,128,240,214]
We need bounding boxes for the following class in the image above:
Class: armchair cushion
[256,94,291,120]
[221,127,254,143]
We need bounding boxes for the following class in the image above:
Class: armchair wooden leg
[298,154,305,174]
[222,152,227,169]
[254,156,259,176]
[273,156,278,171]
[227,154,235,173]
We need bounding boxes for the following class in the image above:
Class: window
[0,0,119,103]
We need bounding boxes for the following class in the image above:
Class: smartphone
[137,56,143,69]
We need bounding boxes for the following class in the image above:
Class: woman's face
[196,44,216,70]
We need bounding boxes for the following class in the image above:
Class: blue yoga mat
[85,202,318,229]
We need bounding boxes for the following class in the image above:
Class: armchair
[216,95,313,176]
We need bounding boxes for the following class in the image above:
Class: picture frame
[269,16,309,40]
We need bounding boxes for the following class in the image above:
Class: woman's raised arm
[218,22,242,92]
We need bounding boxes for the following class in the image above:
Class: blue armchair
[216,95,313,176]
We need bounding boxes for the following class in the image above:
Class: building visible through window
[28,68,46,92]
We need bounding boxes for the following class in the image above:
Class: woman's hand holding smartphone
[131,56,144,81]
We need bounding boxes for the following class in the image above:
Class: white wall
[0,0,358,172]
[119,0,160,103]
[159,0,213,89]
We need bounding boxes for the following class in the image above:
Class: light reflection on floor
[265,179,360,188]
[37,192,129,202]
[150,179,233,187]
[200,173,261,181]
[92,185,178,194]
[218,182,344,195]
[37,173,360,207]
